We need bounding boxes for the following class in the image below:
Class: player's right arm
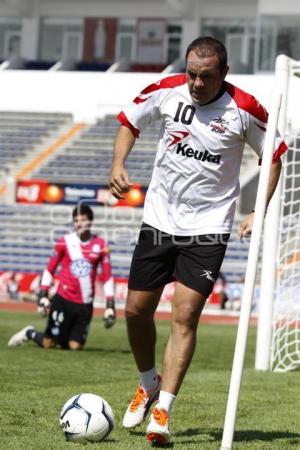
[109,125,136,199]
[37,238,65,316]
[109,77,169,199]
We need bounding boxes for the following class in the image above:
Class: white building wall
[2,0,299,20]
[200,1,257,19]
[38,1,181,18]
[258,0,300,14]
[0,70,299,131]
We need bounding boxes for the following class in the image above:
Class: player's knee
[68,340,83,351]
[126,290,159,320]
[125,299,155,320]
[125,305,140,319]
[125,306,153,323]
[42,337,56,349]
[174,306,201,329]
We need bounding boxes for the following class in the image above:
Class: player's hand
[103,299,116,328]
[109,165,132,200]
[37,291,50,317]
[239,212,254,238]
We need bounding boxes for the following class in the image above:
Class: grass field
[1,310,300,450]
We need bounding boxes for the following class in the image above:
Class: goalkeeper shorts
[45,294,93,348]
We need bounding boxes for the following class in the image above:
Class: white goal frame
[220,91,282,450]
[255,55,300,372]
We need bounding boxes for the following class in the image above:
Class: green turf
[0,310,299,449]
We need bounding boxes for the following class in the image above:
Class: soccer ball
[59,393,114,444]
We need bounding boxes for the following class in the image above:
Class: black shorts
[128,223,230,298]
[45,294,93,348]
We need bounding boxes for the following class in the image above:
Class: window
[0,18,21,60]
[202,18,256,73]
[258,15,300,71]
[39,18,83,61]
[116,19,136,61]
[164,22,182,64]
[136,19,165,64]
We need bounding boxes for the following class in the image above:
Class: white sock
[140,368,158,392]
[156,390,176,414]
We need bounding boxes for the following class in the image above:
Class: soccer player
[108,36,287,445]
[8,203,116,350]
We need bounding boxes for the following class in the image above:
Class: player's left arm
[239,100,287,238]
[99,244,116,328]
[240,159,282,238]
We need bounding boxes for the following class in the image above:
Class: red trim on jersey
[140,74,187,95]
[258,140,288,165]
[225,82,268,123]
[117,111,140,138]
[272,140,288,162]
[133,96,148,104]
[133,74,187,103]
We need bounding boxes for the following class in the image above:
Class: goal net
[256,55,300,372]
[271,131,300,371]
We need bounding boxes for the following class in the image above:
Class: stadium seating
[32,115,159,185]
[24,60,57,70]
[0,111,73,177]
[131,63,167,72]
[75,61,111,71]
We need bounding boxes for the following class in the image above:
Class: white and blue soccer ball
[59,393,114,444]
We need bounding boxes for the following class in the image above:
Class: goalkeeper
[8,203,116,350]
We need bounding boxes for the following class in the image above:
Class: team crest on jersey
[92,244,101,254]
[210,117,229,134]
[70,259,92,277]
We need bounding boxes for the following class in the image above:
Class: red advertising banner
[16,180,146,207]
[0,271,221,307]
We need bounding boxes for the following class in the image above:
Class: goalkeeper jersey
[118,75,287,236]
[40,232,114,304]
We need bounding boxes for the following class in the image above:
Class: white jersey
[118,75,287,235]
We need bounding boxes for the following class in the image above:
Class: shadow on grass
[175,427,300,445]
[129,430,174,448]
[82,347,131,354]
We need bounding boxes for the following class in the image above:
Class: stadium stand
[131,63,167,73]
[24,60,57,70]
[75,61,111,71]
[32,115,159,185]
[0,111,73,178]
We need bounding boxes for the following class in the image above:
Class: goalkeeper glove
[37,290,50,317]
[103,299,116,329]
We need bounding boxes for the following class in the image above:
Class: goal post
[220,92,282,450]
[255,55,300,372]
